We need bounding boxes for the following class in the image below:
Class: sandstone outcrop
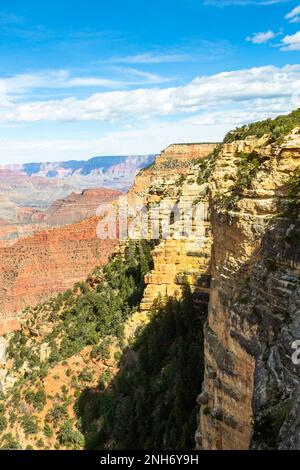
[126,143,217,313]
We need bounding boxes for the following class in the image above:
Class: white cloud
[1,65,300,123]
[107,66,171,84]
[246,30,275,44]
[285,5,300,23]
[103,53,192,64]
[281,31,300,50]
[0,104,297,164]
[0,68,170,97]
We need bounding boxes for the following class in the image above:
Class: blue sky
[1,0,300,163]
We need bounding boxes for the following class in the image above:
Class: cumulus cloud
[285,5,300,23]
[1,65,300,123]
[0,104,297,164]
[246,30,275,44]
[281,31,300,50]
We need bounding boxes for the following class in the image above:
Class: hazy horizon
[0,152,157,167]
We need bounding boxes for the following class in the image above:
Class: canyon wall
[197,129,300,450]
[133,130,300,449]
[127,143,217,311]
[0,216,117,335]
[0,124,299,449]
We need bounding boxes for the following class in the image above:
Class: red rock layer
[0,216,117,334]
[45,188,121,226]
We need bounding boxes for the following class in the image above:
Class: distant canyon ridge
[0,154,154,244]
[0,153,154,334]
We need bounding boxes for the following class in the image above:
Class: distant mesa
[20,154,156,178]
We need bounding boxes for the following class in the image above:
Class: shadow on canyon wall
[76,287,207,450]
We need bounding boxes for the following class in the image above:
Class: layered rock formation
[197,129,300,450]
[1,114,300,450]
[128,143,217,201]
[0,155,154,243]
[0,187,121,244]
[128,127,300,449]
[0,216,117,334]
[44,188,121,226]
[126,143,217,311]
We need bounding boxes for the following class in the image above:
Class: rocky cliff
[126,116,300,450]
[197,128,300,450]
[0,216,117,334]
[127,142,217,311]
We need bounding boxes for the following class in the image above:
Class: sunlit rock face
[197,130,300,450]
[127,143,217,312]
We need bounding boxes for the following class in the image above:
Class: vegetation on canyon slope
[224,108,300,144]
[0,240,205,450]
[77,287,206,450]
[0,241,154,449]
[196,145,221,186]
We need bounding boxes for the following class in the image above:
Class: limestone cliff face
[197,130,300,450]
[139,173,212,312]
[134,131,300,450]
[128,143,217,200]
[128,143,217,312]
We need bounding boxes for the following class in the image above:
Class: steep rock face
[127,143,217,312]
[197,130,300,450]
[132,131,300,450]
[0,216,117,333]
[128,143,217,200]
[139,174,212,312]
